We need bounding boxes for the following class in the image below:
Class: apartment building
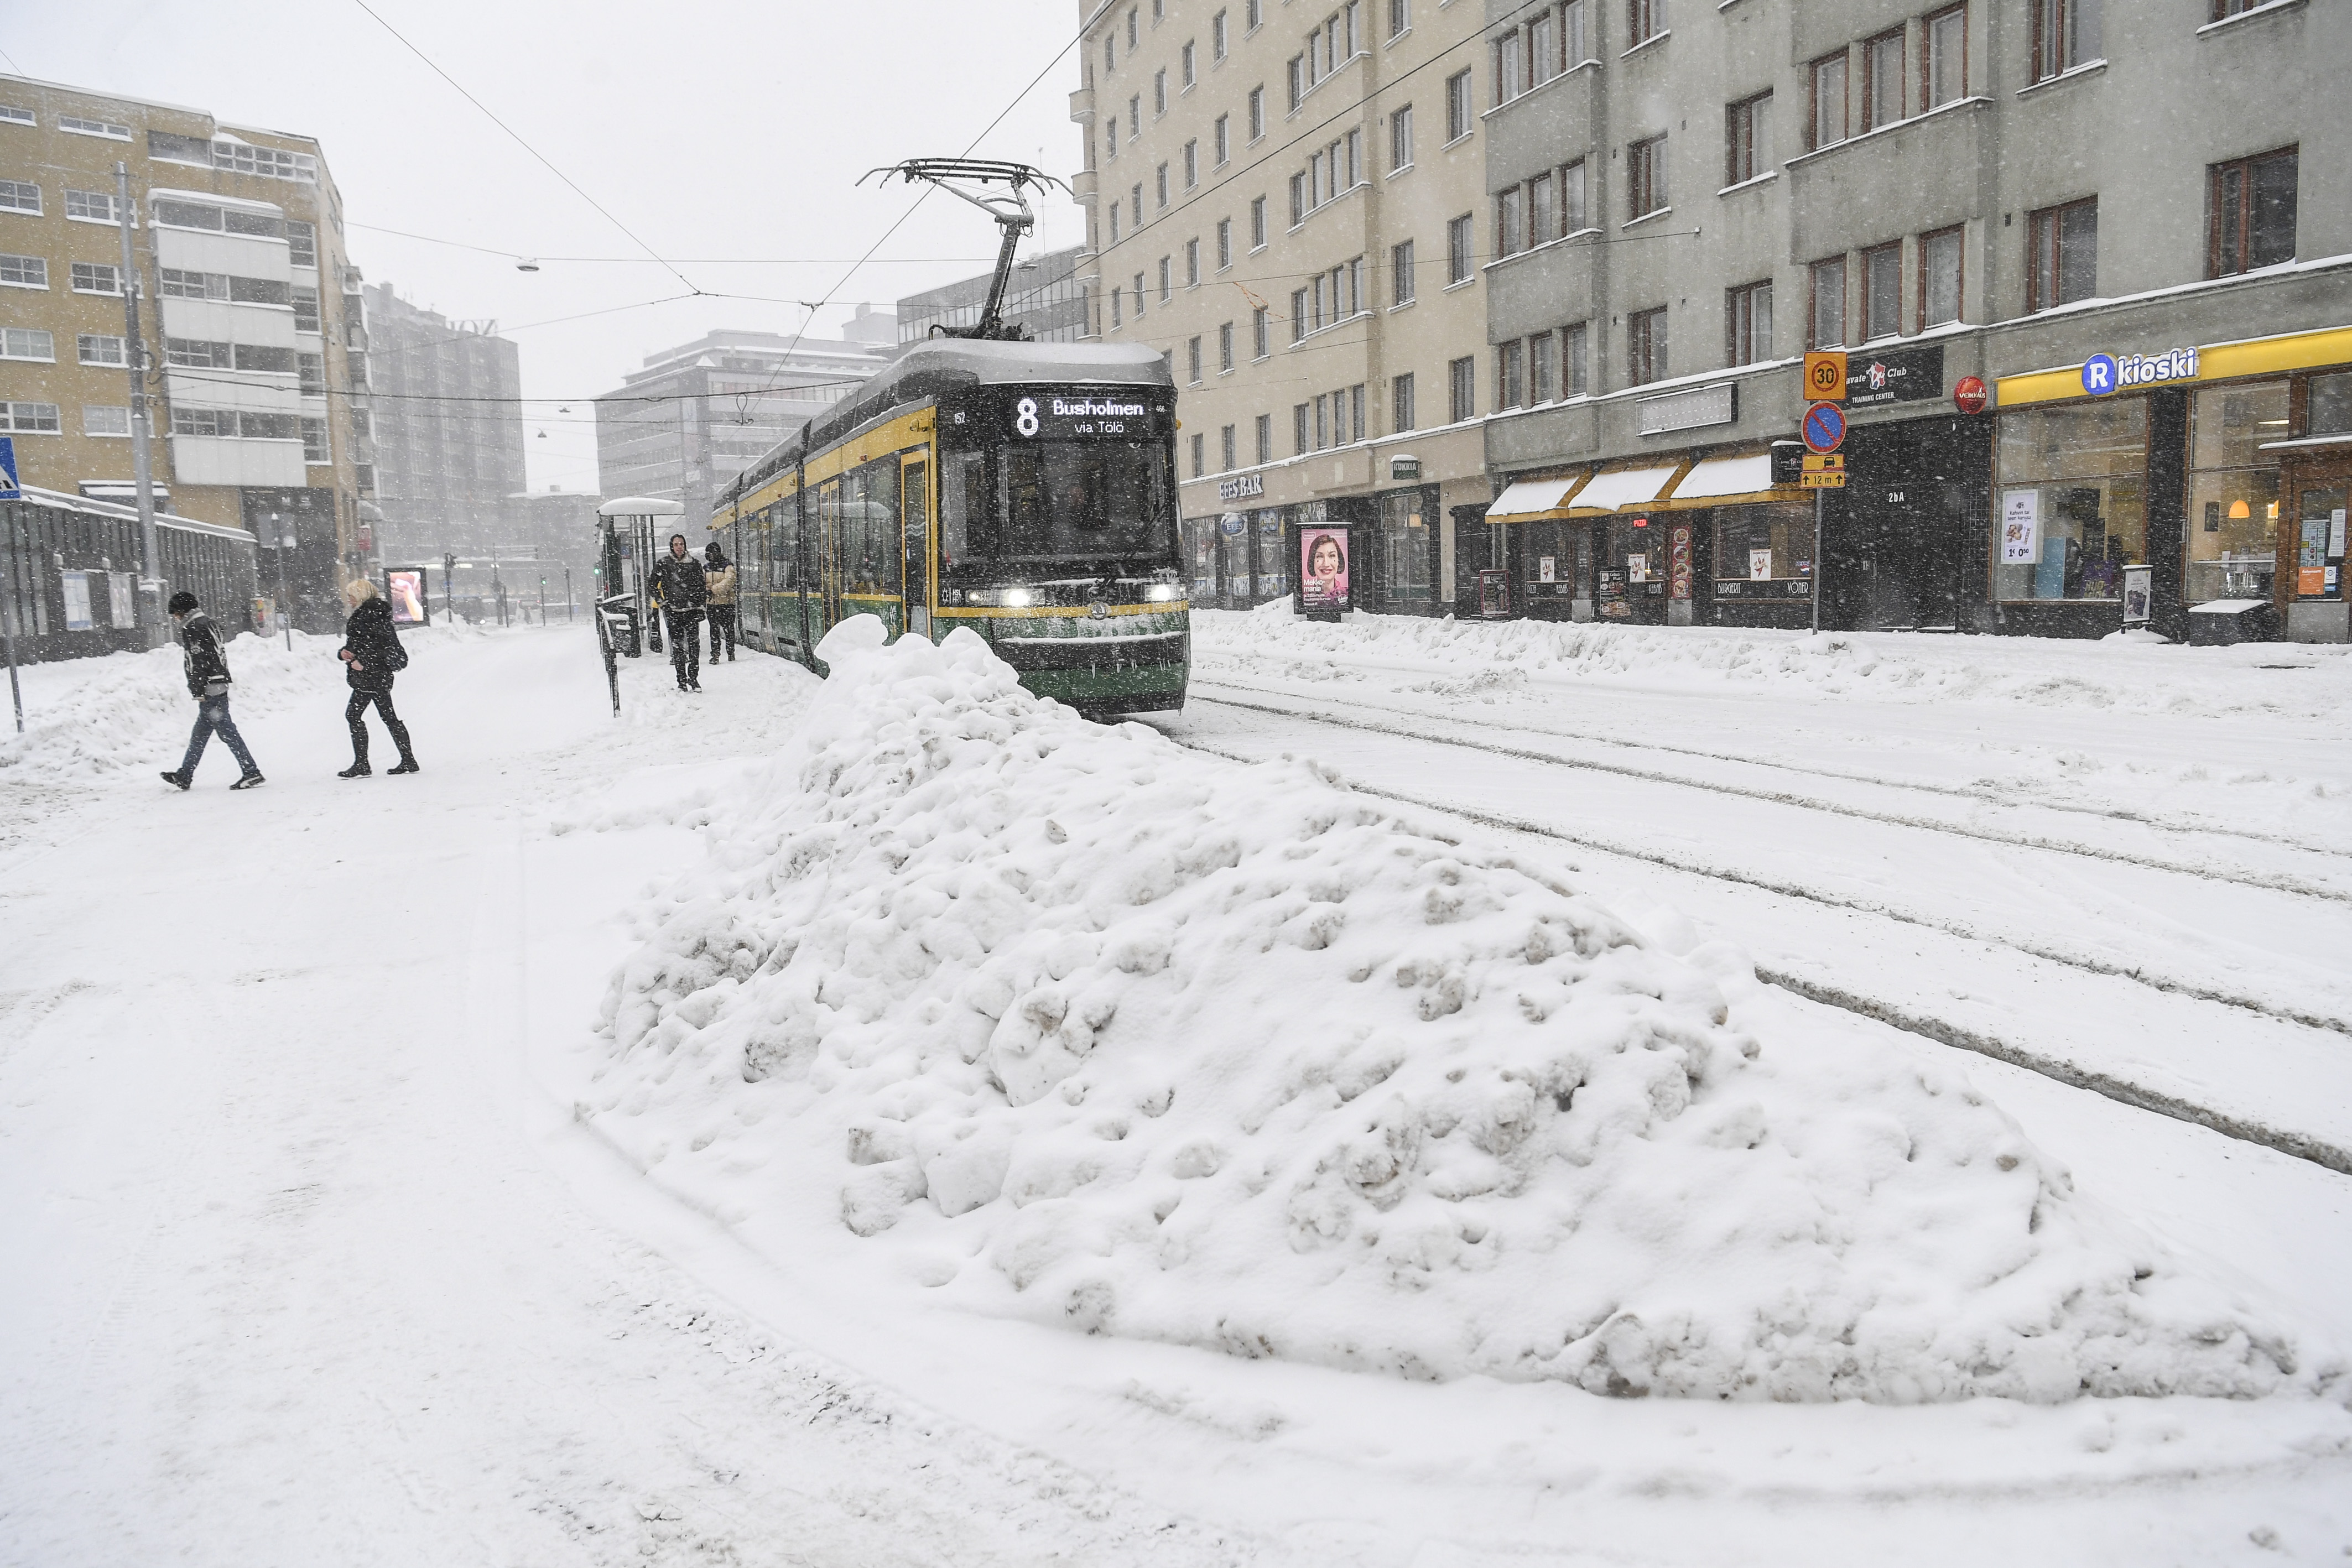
[0,75,372,632]
[897,243,1095,343]
[1475,0,2349,640]
[1073,0,1494,614]
[363,283,525,565]
[594,313,899,527]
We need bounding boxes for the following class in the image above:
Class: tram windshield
[983,440,1174,562]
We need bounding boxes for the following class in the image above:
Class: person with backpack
[649,533,708,692]
[336,577,419,778]
[160,590,264,791]
[703,541,738,663]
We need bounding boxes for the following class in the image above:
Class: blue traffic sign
[1802,401,1847,454]
[0,436,18,500]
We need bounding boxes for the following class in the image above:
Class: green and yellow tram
[712,338,1189,715]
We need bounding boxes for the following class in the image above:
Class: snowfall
[4,609,2350,1566]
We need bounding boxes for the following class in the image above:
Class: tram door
[902,455,932,639]
[817,477,844,635]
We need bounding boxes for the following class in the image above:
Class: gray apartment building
[362,283,525,565]
[593,311,899,528]
[1472,0,2348,640]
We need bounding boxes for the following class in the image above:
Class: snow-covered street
[5,619,2351,1565]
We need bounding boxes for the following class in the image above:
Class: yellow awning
[1648,451,1807,511]
[1485,474,1588,523]
[1567,461,1689,515]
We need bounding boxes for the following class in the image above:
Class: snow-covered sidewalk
[4,622,2350,1566]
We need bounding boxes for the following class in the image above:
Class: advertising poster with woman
[1299,526,1351,613]
[386,569,429,626]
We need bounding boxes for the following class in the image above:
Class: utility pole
[444,550,456,622]
[115,163,164,648]
[538,574,547,627]
[2,501,23,732]
[272,512,293,650]
[564,564,574,622]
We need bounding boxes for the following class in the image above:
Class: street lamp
[272,510,294,651]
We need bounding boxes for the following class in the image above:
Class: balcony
[1069,86,1095,123]
[1071,168,1099,205]
[168,434,305,487]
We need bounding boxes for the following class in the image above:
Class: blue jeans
[180,694,258,778]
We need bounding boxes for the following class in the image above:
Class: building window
[1864,29,1904,132]
[1215,114,1230,165]
[1132,183,1143,225]
[0,327,54,361]
[212,139,316,183]
[1564,0,1589,59]
[292,285,321,334]
[1112,288,1122,328]
[2032,0,2100,82]
[64,188,128,225]
[1183,40,1196,87]
[1446,213,1473,283]
[1726,92,1772,186]
[1810,50,1849,150]
[59,115,132,140]
[1497,338,1526,409]
[1390,238,1415,305]
[1291,286,1308,341]
[1393,371,1415,431]
[1109,204,1121,244]
[1220,320,1235,370]
[0,253,47,289]
[1129,96,1141,138]
[78,332,127,366]
[1220,423,1236,471]
[1214,8,1230,57]
[1390,103,1413,170]
[1445,68,1474,142]
[1494,28,1525,105]
[1157,163,1169,208]
[1188,336,1203,384]
[1184,140,1199,188]
[70,261,122,295]
[1250,194,1267,248]
[1448,355,1476,422]
[84,405,132,438]
[1,402,61,433]
[160,268,227,300]
[1190,431,1205,477]
[1133,270,1146,315]
[1155,67,1168,114]
[1528,170,1555,244]
[1530,330,1557,403]
[1290,171,1307,227]
[1289,55,1305,111]
[1530,8,1559,84]
[1627,135,1667,218]
[1185,237,1200,285]
[1808,257,1846,347]
[1253,304,1269,356]
[1727,280,1773,364]
[301,416,331,463]
[1924,6,1968,107]
[0,179,41,215]
[1294,402,1311,454]
[2186,379,2289,603]
[1921,224,1964,326]
[1563,158,1588,231]
[1862,241,1902,340]
[1158,256,1173,301]
[1496,184,1524,258]
[2027,197,2097,311]
[1628,0,1665,48]
[0,105,31,126]
[299,351,326,391]
[1255,412,1272,463]
[1628,306,1668,386]
[2209,147,2297,278]
[1216,217,1233,268]
[1565,320,1589,395]
[1248,84,1266,140]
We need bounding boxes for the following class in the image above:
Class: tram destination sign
[1000,387,1172,441]
[1845,343,1945,408]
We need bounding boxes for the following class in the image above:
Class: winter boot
[161,770,190,791]
[338,761,372,779]
[230,772,266,790]
[388,757,420,775]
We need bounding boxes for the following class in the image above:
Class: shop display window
[1993,400,2147,602]
[1598,515,1665,616]
[1255,510,1287,598]
[1712,503,1813,584]
[1516,519,1580,602]
[2186,380,2289,603]
[2308,371,2352,436]
[1376,491,1433,605]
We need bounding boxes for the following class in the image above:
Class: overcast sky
[4,1,1090,492]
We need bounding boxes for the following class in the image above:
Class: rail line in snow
[1187,680,2352,902]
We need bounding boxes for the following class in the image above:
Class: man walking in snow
[160,590,264,791]
[649,533,708,692]
[703,541,738,663]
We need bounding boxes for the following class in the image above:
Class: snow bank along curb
[589,617,2335,1403]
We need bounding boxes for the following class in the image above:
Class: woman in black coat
[337,579,419,777]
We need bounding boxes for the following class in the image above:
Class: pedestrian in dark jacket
[703,542,738,663]
[649,533,708,692]
[160,590,264,791]
[336,578,419,778]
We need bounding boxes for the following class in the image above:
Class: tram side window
[842,457,903,595]
[816,477,843,587]
[941,449,987,564]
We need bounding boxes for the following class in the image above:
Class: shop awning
[1566,462,1687,515]
[1649,452,1804,510]
[1485,475,1587,523]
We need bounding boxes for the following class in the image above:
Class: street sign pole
[1,495,23,733]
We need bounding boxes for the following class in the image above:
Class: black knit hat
[168,590,199,614]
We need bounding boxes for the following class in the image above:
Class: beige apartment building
[0,76,372,630]
[1073,0,1490,613]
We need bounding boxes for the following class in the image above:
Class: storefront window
[1994,400,2148,602]
[1253,509,1286,597]
[1189,515,1219,598]
[1598,515,1666,617]
[1376,490,1433,606]
[1712,502,1812,582]
[2308,370,2351,436]
[1220,513,1252,603]
[1517,519,1580,604]
[2186,380,2288,604]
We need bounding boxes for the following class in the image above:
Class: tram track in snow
[1187,678,2352,903]
[1160,696,2352,1177]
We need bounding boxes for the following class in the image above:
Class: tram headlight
[1142,582,1183,602]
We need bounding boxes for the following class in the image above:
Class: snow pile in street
[1192,610,2352,720]
[589,617,2326,1403]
